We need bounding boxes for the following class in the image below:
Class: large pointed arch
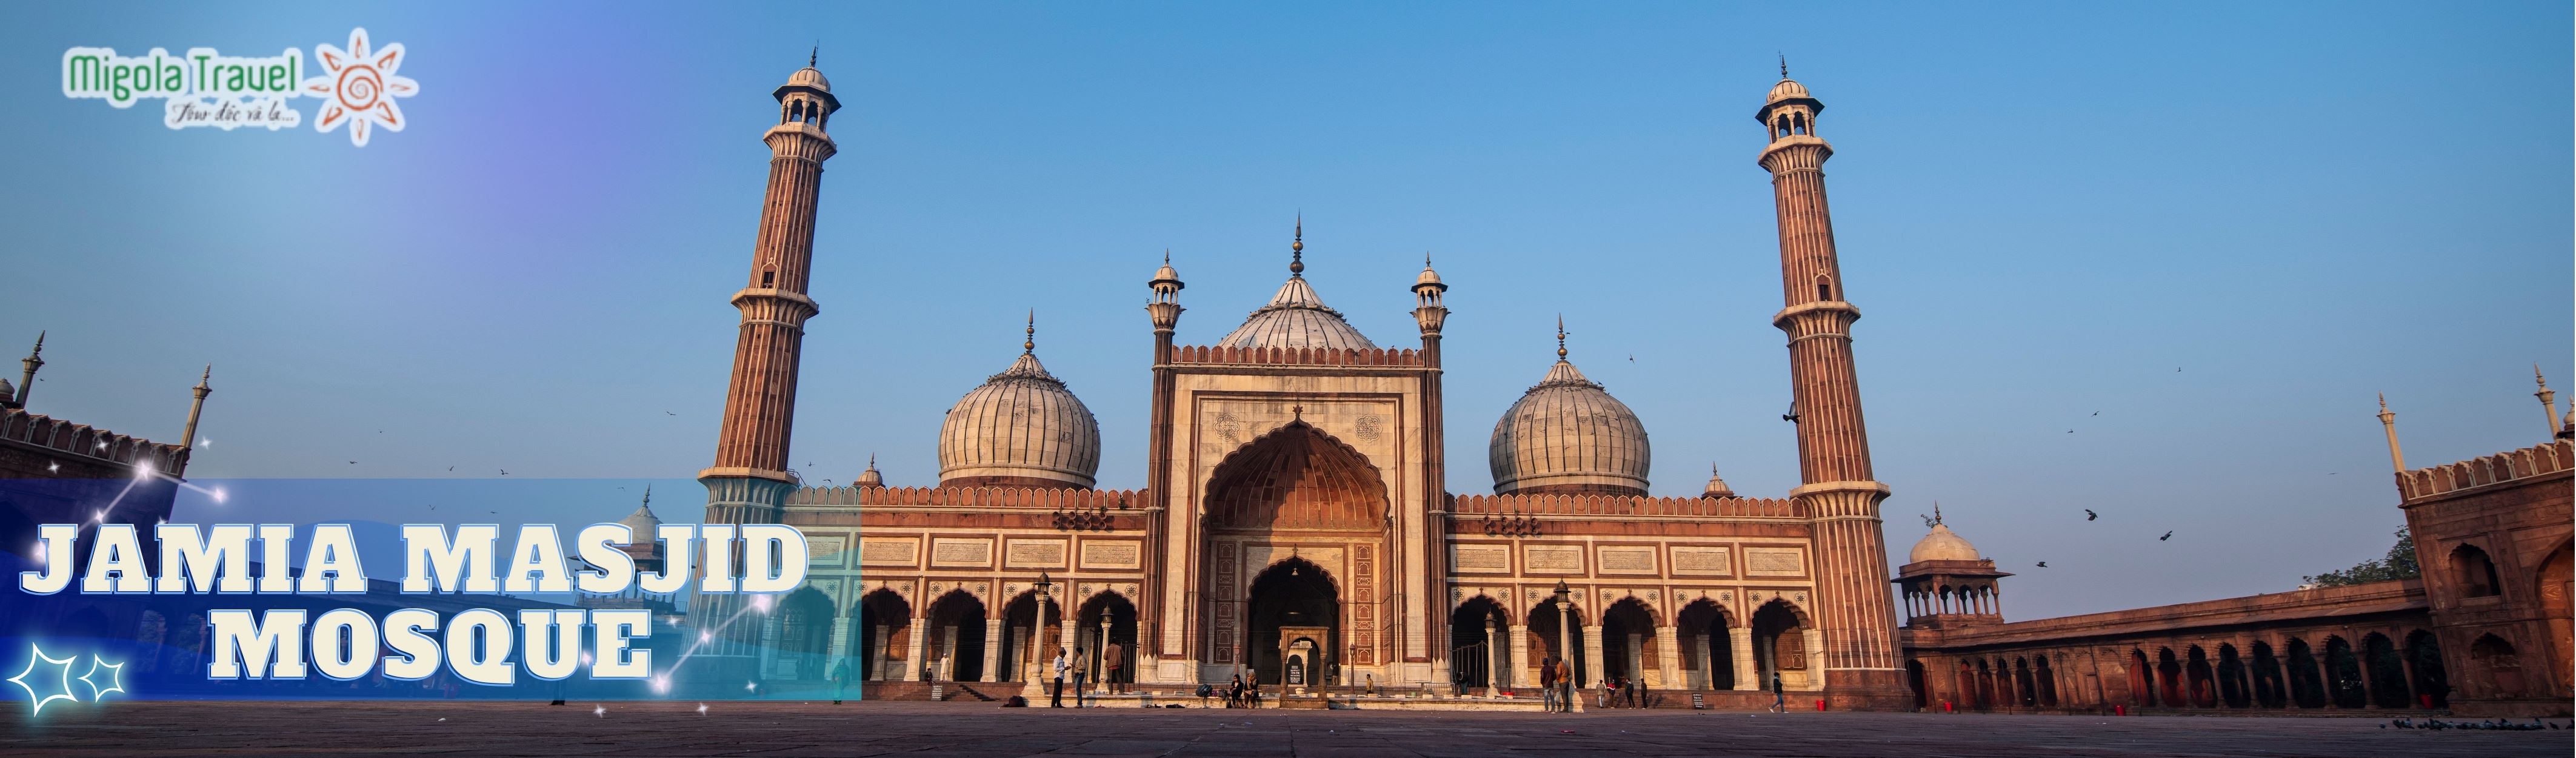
[1205,420,1389,531]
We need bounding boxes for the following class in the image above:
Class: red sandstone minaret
[695,55,841,648]
[1755,64,1909,705]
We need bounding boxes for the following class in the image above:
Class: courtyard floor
[3,700,2566,757]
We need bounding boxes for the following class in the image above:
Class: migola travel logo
[61,28,417,147]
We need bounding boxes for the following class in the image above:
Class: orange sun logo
[302,28,416,147]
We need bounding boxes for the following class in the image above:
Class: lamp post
[1034,572,1053,686]
[1551,580,1575,691]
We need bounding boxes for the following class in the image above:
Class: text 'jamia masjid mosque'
[633,58,2571,714]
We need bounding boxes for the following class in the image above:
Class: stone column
[981,623,1003,682]
[757,612,782,677]
[1697,631,1717,690]
[1802,629,1827,690]
[1657,626,1680,689]
[1625,631,1646,685]
[827,615,852,662]
[869,624,890,682]
[902,617,927,682]
[1016,625,1037,685]
[1483,617,1501,695]
[1507,624,1530,691]
[940,625,959,681]
[1582,625,1606,689]
[1731,627,1758,690]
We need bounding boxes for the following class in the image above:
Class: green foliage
[2303,527,2420,588]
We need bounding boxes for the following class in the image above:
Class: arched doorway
[855,589,910,682]
[2034,654,2059,706]
[1078,591,1138,690]
[2155,648,2183,707]
[996,591,1047,685]
[1675,599,1734,690]
[1749,600,1806,691]
[2217,644,2249,708]
[923,589,988,682]
[1202,420,1389,685]
[2323,636,2366,708]
[1600,598,1657,690]
[2251,642,2286,708]
[1245,558,1338,686]
[1526,599,1587,688]
[2362,633,2411,708]
[772,587,835,680]
[2185,646,2216,708]
[1449,596,1509,691]
[2284,637,2325,708]
[2405,630,2448,707]
[2540,547,2571,689]
[1906,660,1929,708]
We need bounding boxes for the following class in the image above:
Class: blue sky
[2,3,2566,619]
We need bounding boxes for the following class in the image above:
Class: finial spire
[1780,53,1789,79]
[1164,249,1171,265]
[641,483,652,507]
[1932,501,1943,525]
[1024,310,1036,354]
[1290,213,1304,276]
[810,45,818,68]
[1555,315,1567,360]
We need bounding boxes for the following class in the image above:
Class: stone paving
[4,700,2568,757]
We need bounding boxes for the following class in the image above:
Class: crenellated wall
[0,406,190,476]
[1451,492,1804,519]
[2395,440,2571,503]
[1166,344,1424,367]
[789,483,1147,509]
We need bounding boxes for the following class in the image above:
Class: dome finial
[641,483,652,507]
[810,45,817,68]
[1024,310,1036,354]
[1555,315,1567,360]
[1932,501,1943,525]
[1290,213,1304,276]
[1779,53,1789,79]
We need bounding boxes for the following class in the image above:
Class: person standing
[1624,675,1640,709]
[1103,640,1124,696]
[1555,657,1574,712]
[1050,647,1070,708]
[1071,648,1089,707]
[1770,671,1786,713]
[829,657,852,705]
[1539,656,1558,712]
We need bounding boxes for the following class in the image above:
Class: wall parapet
[1448,492,1804,518]
[0,408,189,475]
[2397,440,2572,503]
[1167,344,1424,368]
[790,483,1147,510]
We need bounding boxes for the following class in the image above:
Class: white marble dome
[1488,358,1650,497]
[1909,523,1981,563]
[937,350,1101,489]
[1216,275,1377,351]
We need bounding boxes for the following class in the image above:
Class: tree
[2303,527,2420,588]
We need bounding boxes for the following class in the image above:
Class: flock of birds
[1918,408,2189,572]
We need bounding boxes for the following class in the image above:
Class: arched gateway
[1203,420,1390,686]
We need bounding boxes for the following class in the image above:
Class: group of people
[1537,654,1577,711]
[1046,641,1128,707]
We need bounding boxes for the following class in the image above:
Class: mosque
[655,59,2569,714]
[661,60,1908,709]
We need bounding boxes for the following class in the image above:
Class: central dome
[937,346,1101,489]
[1489,355,1650,497]
[1216,275,1377,350]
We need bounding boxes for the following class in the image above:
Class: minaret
[1753,65,1907,705]
[695,56,841,652]
[2534,366,2558,438]
[179,365,212,460]
[16,331,42,407]
[2378,394,2406,472]
[1142,250,1184,670]
[1413,253,1451,680]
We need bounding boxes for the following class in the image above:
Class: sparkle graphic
[592,704,606,718]
[77,656,124,700]
[7,644,79,716]
[302,28,418,147]
[695,702,708,716]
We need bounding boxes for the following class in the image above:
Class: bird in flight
[348,461,357,465]
[499,469,510,475]
[2084,509,2098,521]
[2036,562,2048,568]
[2092,411,2100,416]
[2067,429,2075,434]
[666,411,676,416]
[2159,531,2174,541]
